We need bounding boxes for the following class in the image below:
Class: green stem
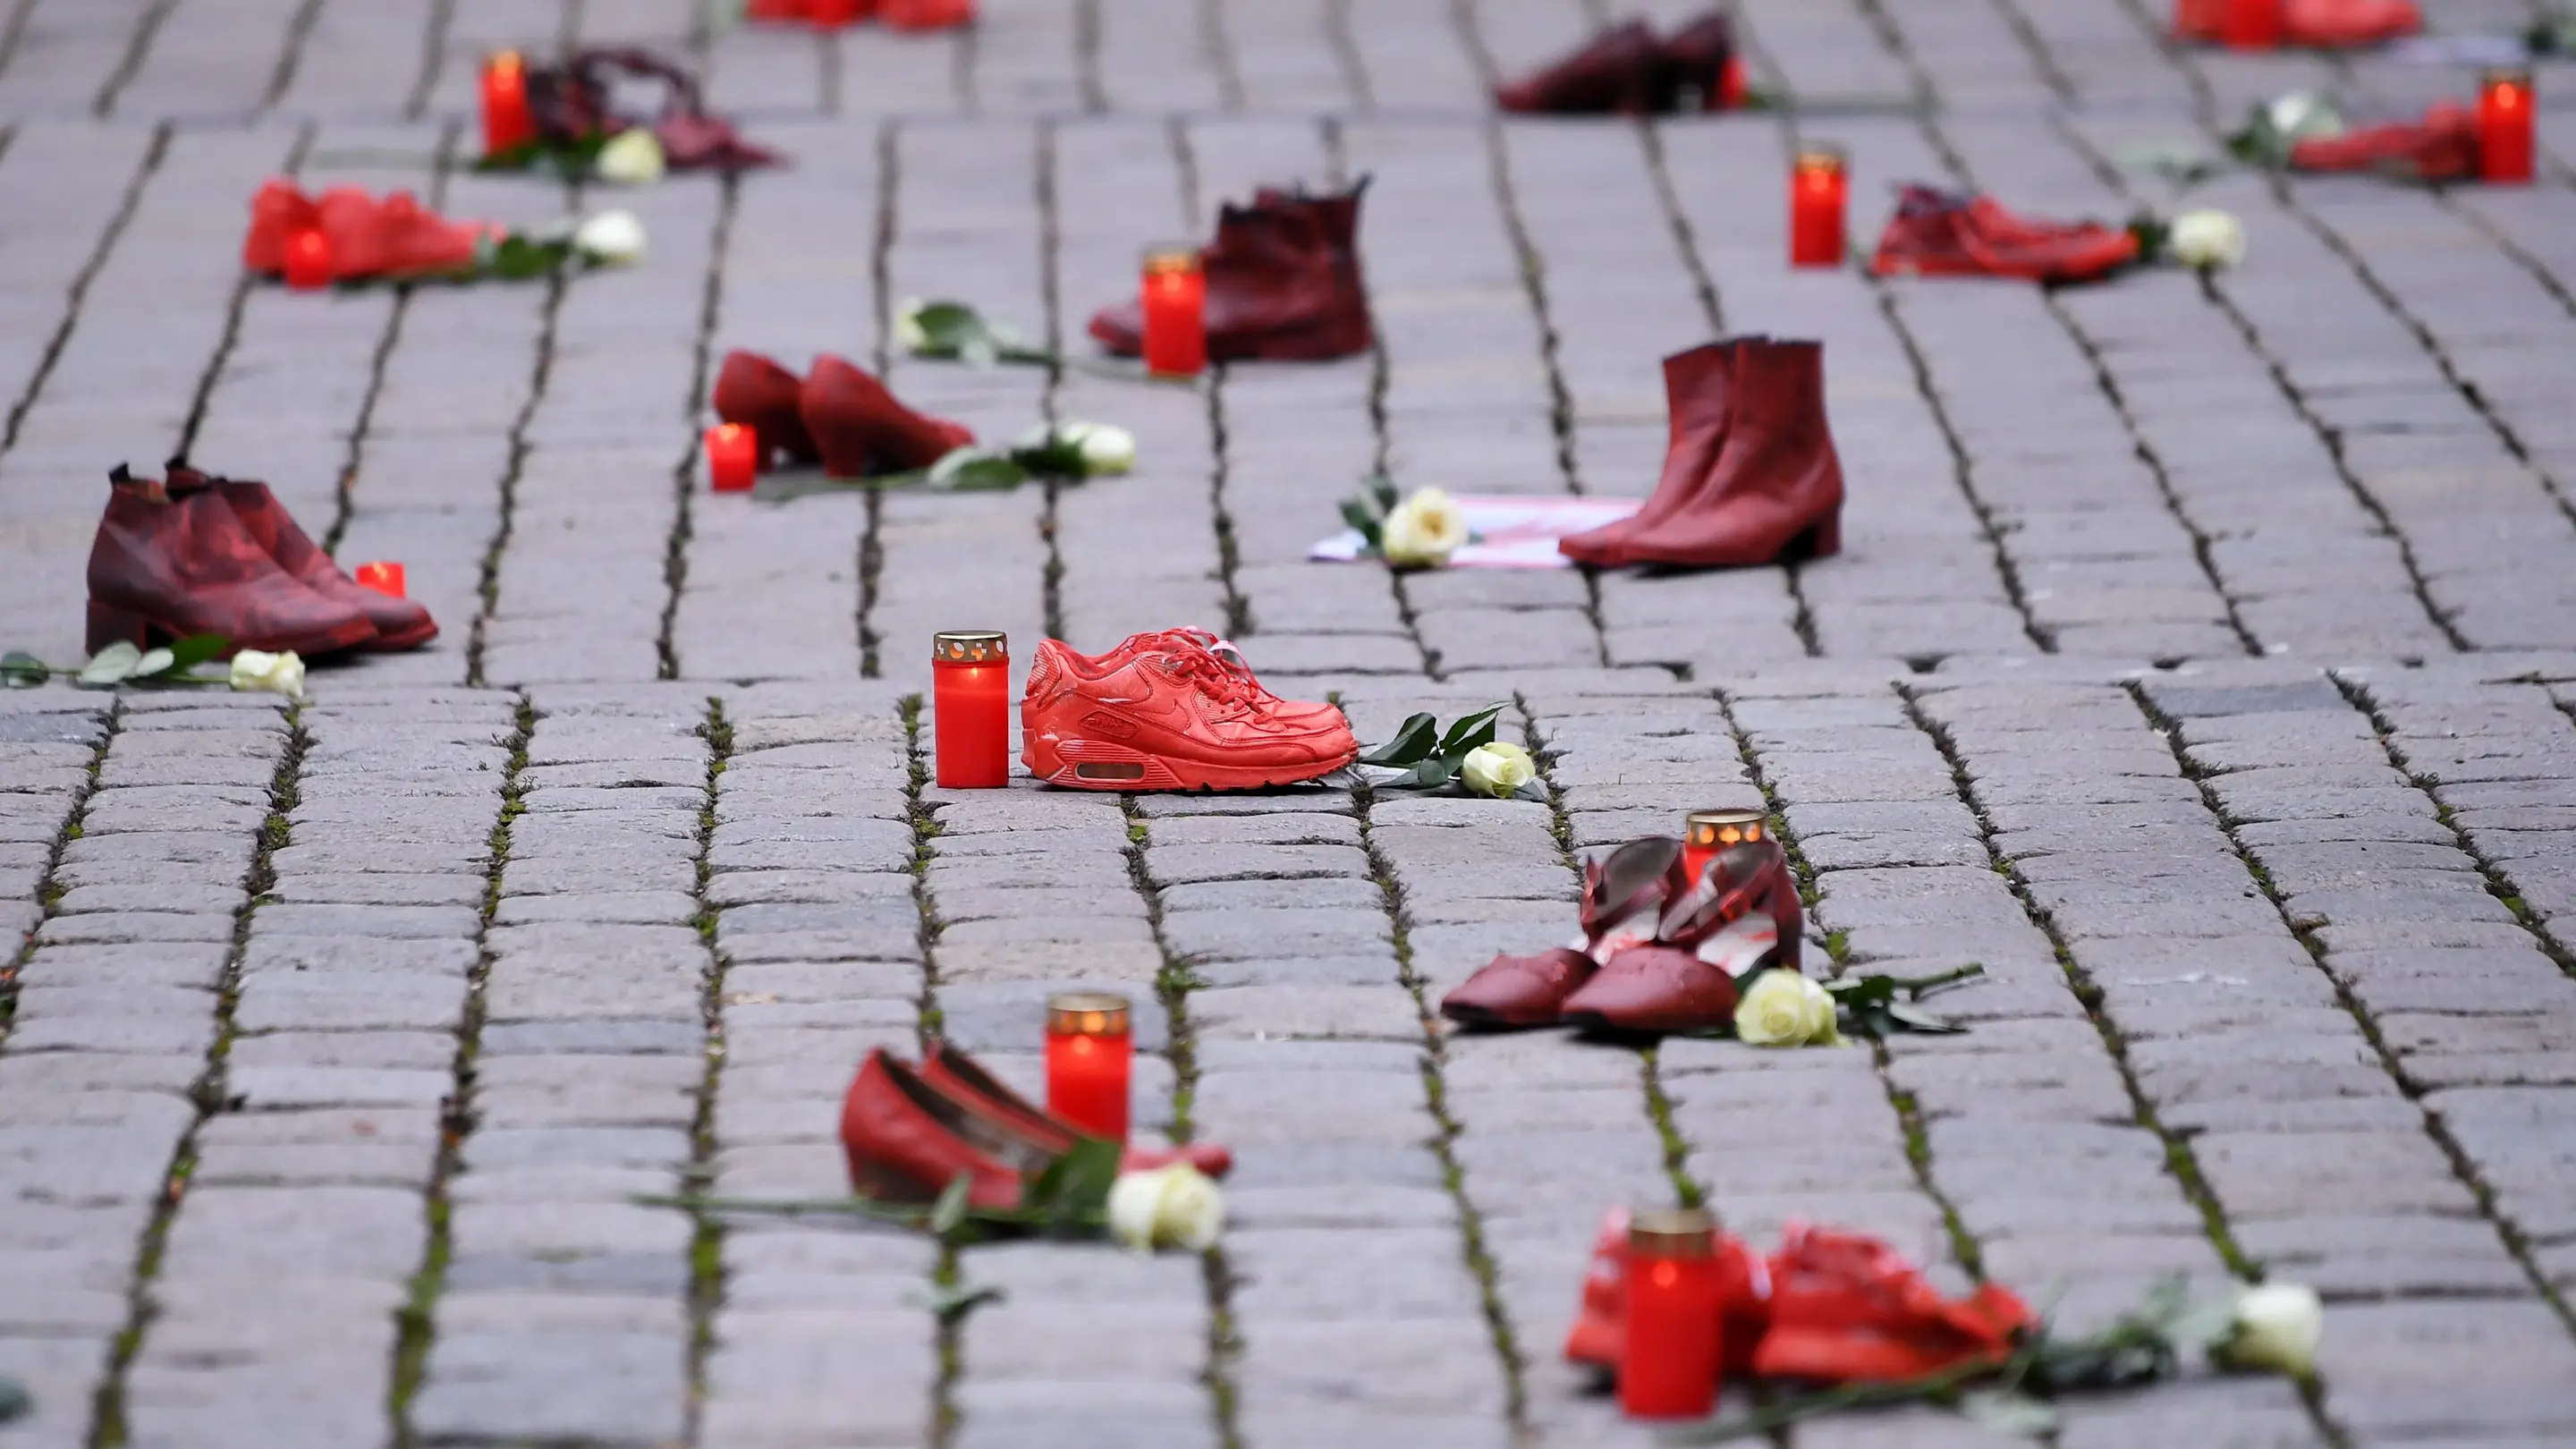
[1890,963,1985,997]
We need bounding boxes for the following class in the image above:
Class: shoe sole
[1027,733,1357,792]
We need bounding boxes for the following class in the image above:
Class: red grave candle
[705,423,758,494]
[1140,245,1208,378]
[1621,1208,1724,1419]
[284,229,332,290]
[481,51,537,158]
[932,631,1010,789]
[1045,992,1132,1141]
[1789,145,1848,269]
[352,562,407,598]
[2222,0,2280,49]
[2479,68,2535,184]
[1682,809,1767,885]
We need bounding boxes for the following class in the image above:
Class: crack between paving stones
[1121,799,1246,1449]
[1174,118,1251,639]
[323,122,462,557]
[897,694,967,1448]
[1200,0,1244,114]
[661,173,744,682]
[261,0,330,111]
[176,122,320,459]
[0,699,122,1051]
[1352,780,1531,1436]
[2130,679,2576,1340]
[1978,0,2078,103]
[1711,688,1989,1279]
[386,693,533,1447]
[405,0,456,120]
[1897,682,2361,1448]
[93,0,177,119]
[682,697,736,1444]
[2,124,169,459]
[466,173,580,689]
[1320,0,1370,109]
[858,122,899,679]
[1074,0,1106,114]
[0,0,39,84]
[1038,121,1071,646]
[89,701,309,1449]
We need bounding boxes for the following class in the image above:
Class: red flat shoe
[711,351,820,470]
[317,187,494,281]
[1755,1224,2033,1385]
[919,1041,1233,1179]
[242,178,320,275]
[799,353,975,478]
[88,465,378,658]
[167,462,438,652]
[1495,19,1662,114]
[2290,101,2479,182]
[1558,839,1798,1034]
[1088,182,1374,364]
[1441,835,1690,1027]
[1870,186,2140,284]
[839,1048,1046,1209]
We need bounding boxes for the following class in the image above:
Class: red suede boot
[1558,341,1750,568]
[1869,186,2140,284]
[169,462,438,651]
[1611,339,1843,570]
[1088,182,1375,363]
[711,351,820,470]
[1658,12,1744,111]
[1495,20,1662,114]
[87,465,378,658]
[799,354,976,477]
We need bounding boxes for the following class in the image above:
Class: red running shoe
[317,187,496,280]
[1870,185,2140,284]
[1078,628,1344,734]
[1021,635,1359,792]
[2175,0,2419,46]
[243,178,323,275]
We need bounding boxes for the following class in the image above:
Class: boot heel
[85,601,157,655]
[1795,514,1841,560]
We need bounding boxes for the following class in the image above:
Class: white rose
[2169,209,2246,270]
[1798,974,1844,1046]
[227,649,305,701]
[572,209,648,266]
[2216,1284,2321,1376]
[894,297,931,355]
[1106,1163,1225,1252]
[1459,741,1536,799]
[1063,421,1136,477]
[1378,487,1468,568]
[2266,91,2343,142]
[593,128,666,186]
[1733,969,1816,1047]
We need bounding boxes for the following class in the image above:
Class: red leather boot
[1869,186,2140,284]
[169,462,438,651]
[711,351,820,470]
[242,178,322,275]
[1658,12,1745,111]
[87,465,378,658]
[1558,341,1750,568]
[1088,182,1375,363]
[1495,20,1663,114]
[2290,101,2479,182]
[1612,339,1843,569]
[798,355,976,478]
[1441,835,1690,1027]
[918,1042,1234,1179]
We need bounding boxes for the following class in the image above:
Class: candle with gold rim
[479,51,537,157]
[1620,1208,1724,1419]
[1788,145,1848,269]
[932,631,1010,789]
[1682,809,1767,884]
[1045,992,1133,1142]
[2479,68,2535,184]
[1140,245,1208,377]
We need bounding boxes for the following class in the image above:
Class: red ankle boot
[1607,340,1843,570]
[2291,100,2479,182]
[1088,182,1375,364]
[798,355,975,478]
[242,178,322,275]
[88,465,379,658]
[711,351,820,470]
[1658,12,1745,111]
[1495,20,1663,114]
[1870,186,2140,284]
[1558,341,1750,568]
[167,462,437,651]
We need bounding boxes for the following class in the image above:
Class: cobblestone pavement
[4,1,2576,1446]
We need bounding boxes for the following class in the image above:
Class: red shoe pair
[1557,339,1844,571]
[841,1045,1230,1210]
[748,0,973,30]
[710,351,975,479]
[1565,1213,2034,1386]
[520,48,780,172]
[88,460,436,658]
[2173,0,2420,47]
[243,179,498,283]
[1869,185,2141,284]
[1021,630,1359,792]
[1441,834,1804,1034]
[1089,182,1374,364]
[2289,100,2481,182]
[1495,12,1745,114]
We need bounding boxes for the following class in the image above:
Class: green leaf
[929,1173,972,1240]
[927,449,1029,492]
[78,642,142,687]
[1008,435,1090,478]
[1339,497,1385,550]
[2165,1290,2248,1352]
[1958,1389,2060,1438]
[911,1278,1006,1326]
[1436,704,1505,760]
[131,647,175,680]
[0,1376,25,1424]
[1512,777,1550,804]
[165,634,231,673]
[1388,757,1454,791]
[1826,974,1899,1011]
[0,651,47,688]
[1883,1001,1966,1034]
[489,233,575,282]
[1021,1138,1123,1222]
[1356,712,1438,767]
[908,301,990,358]
[1368,475,1398,513]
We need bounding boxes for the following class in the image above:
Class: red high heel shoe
[798,354,975,478]
[1440,835,1690,1027]
[1557,838,1801,1034]
[839,1048,1049,1209]
[710,352,821,470]
[918,1041,1234,1180]
[1495,20,1663,114]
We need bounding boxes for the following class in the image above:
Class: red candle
[1789,146,1848,269]
[2222,0,2280,48]
[481,51,537,157]
[1045,992,1132,1141]
[1621,1208,1724,1419]
[352,562,406,598]
[2479,68,2535,184]
[706,423,758,494]
[1140,246,1208,378]
[1682,809,1767,886]
[284,229,331,290]
[933,631,1010,788]
[1716,55,1747,111]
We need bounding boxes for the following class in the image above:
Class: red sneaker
[317,187,494,280]
[1871,186,2140,284]
[1021,636,1360,792]
[243,178,322,275]
[1079,629,1343,733]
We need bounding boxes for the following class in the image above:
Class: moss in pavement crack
[0,699,120,1043]
[682,699,734,1436]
